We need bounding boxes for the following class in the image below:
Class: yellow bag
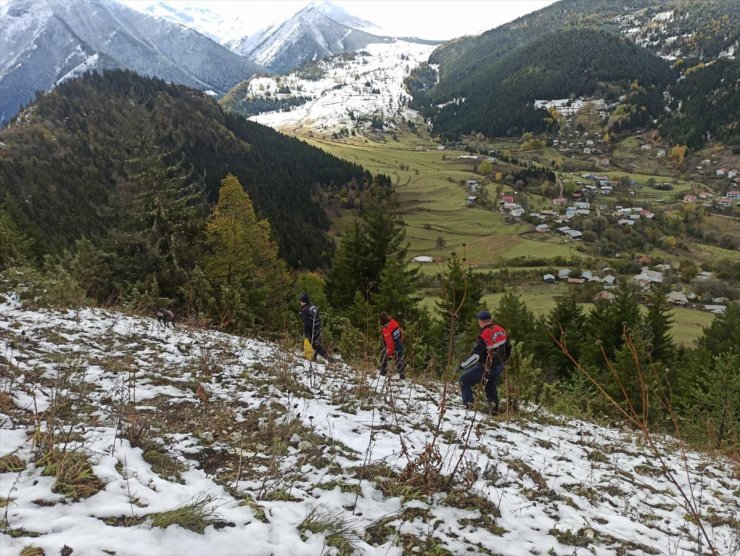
[303,338,315,361]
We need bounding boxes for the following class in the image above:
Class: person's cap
[476,310,492,320]
[299,293,310,304]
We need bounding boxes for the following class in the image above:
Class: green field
[420,283,716,347]
[302,134,586,267]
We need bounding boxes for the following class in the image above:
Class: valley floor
[0,295,737,555]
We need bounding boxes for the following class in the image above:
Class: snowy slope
[0,0,262,122]
[132,1,253,45]
[229,2,390,74]
[247,41,436,135]
[0,293,737,555]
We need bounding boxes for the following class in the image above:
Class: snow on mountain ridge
[248,40,435,135]
[231,2,390,73]
[0,0,262,122]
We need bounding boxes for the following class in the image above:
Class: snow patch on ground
[0,295,737,555]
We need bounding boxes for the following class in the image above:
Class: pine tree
[203,174,289,331]
[493,289,536,346]
[326,220,369,310]
[0,208,32,268]
[644,286,675,363]
[545,294,586,380]
[106,124,206,300]
[374,256,421,324]
[326,181,418,314]
[435,253,483,365]
[584,288,642,367]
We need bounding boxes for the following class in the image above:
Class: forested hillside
[0,71,369,268]
[660,58,740,149]
[408,0,738,141]
[415,28,674,138]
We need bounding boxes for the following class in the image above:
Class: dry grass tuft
[0,453,26,473]
[39,449,104,500]
[149,495,218,533]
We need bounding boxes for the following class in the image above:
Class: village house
[728,170,738,180]
[683,194,697,203]
[716,168,727,177]
[501,194,515,204]
[640,144,653,151]
[536,224,549,233]
[666,291,688,306]
[558,269,572,280]
[568,277,586,285]
[593,291,616,302]
[727,190,740,200]
[543,274,556,283]
[552,197,568,207]
[603,275,616,288]
[633,268,663,290]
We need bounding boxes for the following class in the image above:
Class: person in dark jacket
[378,311,405,379]
[458,310,510,412]
[299,293,329,362]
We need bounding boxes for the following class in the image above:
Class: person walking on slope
[378,311,405,380]
[459,310,510,413]
[299,293,329,362]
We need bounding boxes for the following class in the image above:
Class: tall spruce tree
[435,253,483,366]
[203,174,289,331]
[326,180,419,318]
[545,294,586,380]
[106,124,206,300]
[644,286,675,363]
[584,288,642,367]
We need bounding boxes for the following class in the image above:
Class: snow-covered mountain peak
[230,1,388,73]
[0,0,261,122]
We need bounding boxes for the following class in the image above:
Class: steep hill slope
[222,41,436,136]
[0,0,262,122]
[0,293,737,555]
[408,0,738,140]
[419,28,675,138]
[422,0,738,104]
[229,2,390,73]
[0,71,368,268]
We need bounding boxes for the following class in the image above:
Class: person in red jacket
[459,310,510,413]
[379,311,406,380]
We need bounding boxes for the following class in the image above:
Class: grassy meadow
[298,131,722,346]
[420,282,716,347]
[302,133,584,267]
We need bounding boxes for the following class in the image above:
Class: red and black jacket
[460,323,510,370]
[381,318,404,356]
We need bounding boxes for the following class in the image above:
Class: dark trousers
[459,362,503,407]
[379,350,405,378]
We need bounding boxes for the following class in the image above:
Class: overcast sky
[120,0,557,41]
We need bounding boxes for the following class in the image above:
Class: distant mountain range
[228,2,392,73]
[0,0,262,122]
